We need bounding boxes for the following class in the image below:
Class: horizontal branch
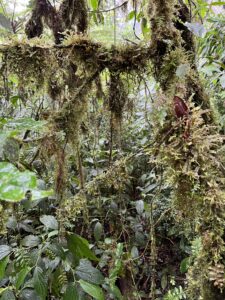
[0,37,154,74]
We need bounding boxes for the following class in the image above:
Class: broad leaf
[33,267,47,300]
[21,235,40,248]
[48,243,66,260]
[0,13,12,31]
[40,215,58,230]
[210,2,225,6]
[0,245,12,260]
[90,0,98,10]
[63,283,79,300]
[20,289,40,300]
[94,222,103,242]
[5,118,47,132]
[15,267,31,290]
[79,280,105,300]
[131,246,139,259]
[0,289,16,300]
[135,200,144,215]
[0,162,52,202]
[185,22,206,37]
[161,274,168,290]
[3,138,20,163]
[220,73,225,88]
[126,11,135,21]
[0,256,9,280]
[0,162,36,201]
[67,234,98,262]
[180,257,190,274]
[75,259,104,285]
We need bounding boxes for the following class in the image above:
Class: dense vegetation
[0,0,225,299]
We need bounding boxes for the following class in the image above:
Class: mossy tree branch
[148,1,225,299]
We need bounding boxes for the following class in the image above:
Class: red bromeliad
[173,96,189,119]
[173,96,190,139]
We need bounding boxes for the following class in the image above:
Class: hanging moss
[2,45,50,87]
[26,0,64,44]
[59,0,88,34]
[25,0,88,44]
[107,72,128,127]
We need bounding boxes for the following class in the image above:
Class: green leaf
[20,289,40,300]
[209,2,225,5]
[130,246,139,259]
[10,96,21,107]
[63,283,79,300]
[90,0,98,10]
[75,259,104,285]
[0,162,38,202]
[94,222,103,242]
[0,184,24,202]
[79,280,105,300]
[115,243,123,257]
[6,216,17,230]
[0,162,51,202]
[15,266,31,290]
[0,289,16,300]
[33,267,47,300]
[220,74,225,88]
[185,22,206,37]
[141,17,149,37]
[161,274,167,290]
[5,118,47,132]
[0,13,12,31]
[0,245,12,260]
[109,285,123,300]
[21,235,40,248]
[142,183,157,194]
[48,243,66,260]
[180,257,190,273]
[0,162,17,174]
[126,11,135,21]
[0,256,9,280]
[135,200,144,215]
[3,138,20,163]
[67,234,98,262]
[40,215,58,230]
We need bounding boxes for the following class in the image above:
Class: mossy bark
[149,1,225,299]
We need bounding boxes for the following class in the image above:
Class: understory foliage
[0,0,225,299]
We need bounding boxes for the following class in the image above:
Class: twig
[89,1,127,13]
[132,0,140,40]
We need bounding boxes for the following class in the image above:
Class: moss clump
[3,46,50,87]
[107,72,128,130]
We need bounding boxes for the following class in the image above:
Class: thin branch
[132,0,140,40]
[89,1,127,13]
[11,0,16,24]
